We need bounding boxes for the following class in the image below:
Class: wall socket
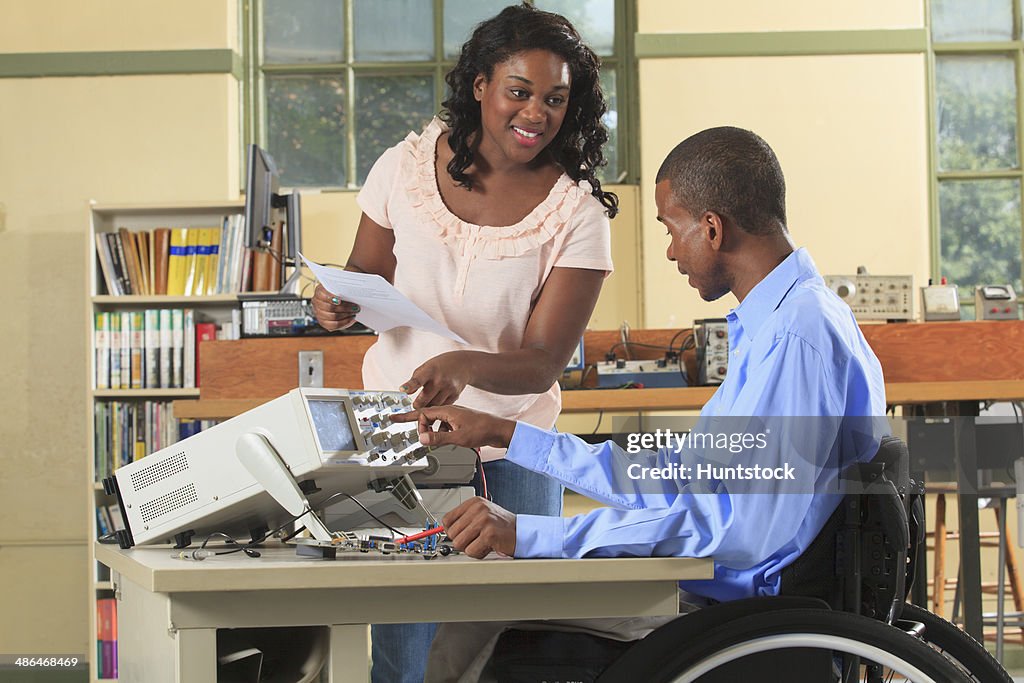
[298,351,324,388]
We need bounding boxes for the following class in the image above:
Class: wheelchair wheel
[646,608,972,683]
[899,603,1013,683]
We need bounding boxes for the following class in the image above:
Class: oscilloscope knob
[833,279,857,300]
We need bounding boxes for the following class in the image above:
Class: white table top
[95,542,713,594]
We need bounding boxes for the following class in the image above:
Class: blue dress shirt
[507,248,887,601]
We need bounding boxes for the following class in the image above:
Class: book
[167,228,189,296]
[194,322,217,387]
[183,309,196,388]
[97,598,115,640]
[192,228,212,296]
[182,228,200,296]
[143,309,159,389]
[159,309,172,388]
[133,406,146,461]
[171,309,184,387]
[205,226,221,295]
[152,227,171,295]
[129,311,144,389]
[230,216,247,293]
[95,312,110,390]
[95,507,110,536]
[136,230,151,296]
[109,314,122,389]
[118,227,143,295]
[119,312,131,389]
[107,504,125,532]
[95,234,120,296]
[110,232,133,295]
[94,403,107,481]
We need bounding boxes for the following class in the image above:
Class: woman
[311,5,617,681]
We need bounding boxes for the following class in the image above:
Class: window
[248,0,634,189]
[930,0,1023,316]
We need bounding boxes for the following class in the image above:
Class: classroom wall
[636,0,929,327]
[0,0,939,657]
[0,0,238,656]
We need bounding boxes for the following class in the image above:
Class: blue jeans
[370,459,563,683]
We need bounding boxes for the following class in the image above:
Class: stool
[928,493,1024,661]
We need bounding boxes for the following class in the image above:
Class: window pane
[939,179,1022,309]
[535,0,616,56]
[266,75,347,187]
[598,67,618,182]
[355,75,435,184]
[935,56,1017,172]
[263,0,345,64]
[443,0,513,59]
[931,0,1012,42]
[353,0,434,62]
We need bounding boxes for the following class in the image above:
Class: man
[394,126,886,680]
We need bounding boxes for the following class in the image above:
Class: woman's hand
[311,284,361,332]
[391,405,516,450]
[401,351,473,408]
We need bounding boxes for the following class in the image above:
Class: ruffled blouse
[356,117,613,460]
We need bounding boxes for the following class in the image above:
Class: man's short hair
[656,126,787,236]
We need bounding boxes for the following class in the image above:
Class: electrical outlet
[298,351,324,388]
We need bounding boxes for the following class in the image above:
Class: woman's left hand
[401,351,472,408]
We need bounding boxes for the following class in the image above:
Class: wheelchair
[489,436,1013,682]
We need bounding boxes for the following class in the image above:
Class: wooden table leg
[933,493,947,617]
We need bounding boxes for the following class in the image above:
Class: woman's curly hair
[440,3,619,218]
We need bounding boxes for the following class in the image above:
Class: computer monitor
[243,143,303,295]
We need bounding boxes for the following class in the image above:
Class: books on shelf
[95,214,251,296]
[96,597,118,679]
[152,227,170,295]
[93,309,238,390]
[94,313,110,390]
[93,399,219,482]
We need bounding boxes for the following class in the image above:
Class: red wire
[393,525,445,544]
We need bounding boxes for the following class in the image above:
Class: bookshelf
[85,200,244,682]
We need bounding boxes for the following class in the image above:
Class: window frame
[242,0,637,189]
[927,0,1024,306]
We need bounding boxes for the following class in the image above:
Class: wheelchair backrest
[779,435,919,622]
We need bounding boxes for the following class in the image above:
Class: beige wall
[0,0,238,52]
[637,0,923,33]
[636,0,928,327]
[0,1,239,657]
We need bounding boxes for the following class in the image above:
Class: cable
[195,486,404,556]
[328,491,402,539]
[475,450,490,501]
[199,531,261,558]
[592,409,604,434]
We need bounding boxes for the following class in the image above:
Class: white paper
[300,253,467,344]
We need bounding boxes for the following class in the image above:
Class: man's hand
[391,405,516,450]
[401,351,472,409]
[442,497,517,559]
